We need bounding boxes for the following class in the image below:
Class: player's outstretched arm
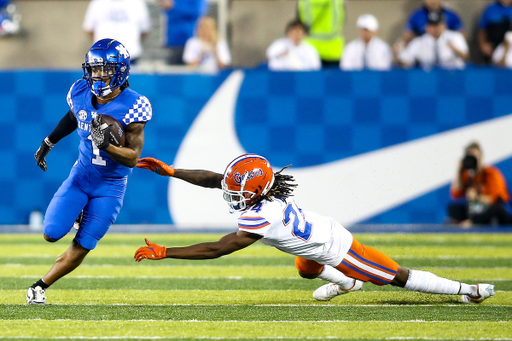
[134,231,261,262]
[137,157,223,189]
[100,122,146,168]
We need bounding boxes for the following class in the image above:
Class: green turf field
[1,232,511,341]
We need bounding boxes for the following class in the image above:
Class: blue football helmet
[82,39,130,98]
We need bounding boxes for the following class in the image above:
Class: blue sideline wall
[1,68,512,225]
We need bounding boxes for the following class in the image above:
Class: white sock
[318,265,356,290]
[404,270,473,295]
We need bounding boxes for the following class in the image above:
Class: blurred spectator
[340,14,392,71]
[491,31,512,67]
[161,0,208,65]
[298,0,345,67]
[83,0,151,64]
[402,0,464,45]
[183,17,231,73]
[0,0,21,37]
[447,141,512,227]
[266,19,321,71]
[477,0,512,63]
[395,11,468,70]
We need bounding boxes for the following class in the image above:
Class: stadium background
[2,67,512,225]
[0,0,510,227]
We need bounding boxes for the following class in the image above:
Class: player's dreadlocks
[255,165,297,205]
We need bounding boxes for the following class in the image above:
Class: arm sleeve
[217,40,232,65]
[445,11,464,31]
[404,11,419,33]
[491,44,505,64]
[486,167,510,203]
[375,43,393,71]
[453,33,469,54]
[182,38,198,64]
[237,214,271,237]
[340,42,357,70]
[450,172,467,199]
[266,40,284,60]
[398,39,418,67]
[309,46,321,70]
[478,7,490,29]
[450,187,465,199]
[47,110,78,144]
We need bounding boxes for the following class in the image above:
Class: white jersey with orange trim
[237,197,353,267]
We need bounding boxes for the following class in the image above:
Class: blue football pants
[43,165,126,250]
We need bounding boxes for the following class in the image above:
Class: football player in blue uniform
[27,39,152,304]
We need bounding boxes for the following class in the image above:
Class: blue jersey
[405,6,464,36]
[66,79,152,178]
[479,1,512,29]
[478,1,512,46]
[163,0,208,46]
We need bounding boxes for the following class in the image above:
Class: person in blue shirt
[26,39,152,305]
[477,0,512,62]
[160,0,208,65]
[402,0,464,45]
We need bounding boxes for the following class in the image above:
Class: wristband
[44,137,56,148]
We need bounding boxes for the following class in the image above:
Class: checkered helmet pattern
[123,96,152,125]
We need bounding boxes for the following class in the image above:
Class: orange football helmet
[222,154,275,212]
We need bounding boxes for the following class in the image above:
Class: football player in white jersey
[134,154,495,304]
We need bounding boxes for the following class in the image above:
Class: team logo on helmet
[115,44,130,59]
[233,168,263,185]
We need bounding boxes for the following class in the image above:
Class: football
[100,114,125,147]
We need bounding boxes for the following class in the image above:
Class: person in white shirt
[341,14,392,71]
[267,19,321,71]
[83,0,151,63]
[182,16,231,73]
[395,11,468,70]
[133,154,495,304]
[492,31,512,68]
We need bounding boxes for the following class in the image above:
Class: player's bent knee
[298,271,320,279]
[43,234,58,243]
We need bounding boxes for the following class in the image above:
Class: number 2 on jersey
[87,134,106,166]
[283,203,312,241]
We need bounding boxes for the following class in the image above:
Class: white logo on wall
[116,45,130,59]
[78,110,87,121]
[169,71,512,228]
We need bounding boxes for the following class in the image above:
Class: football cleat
[26,286,47,305]
[462,283,495,304]
[313,280,363,301]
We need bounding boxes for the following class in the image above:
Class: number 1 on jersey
[87,134,106,166]
[283,203,312,242]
